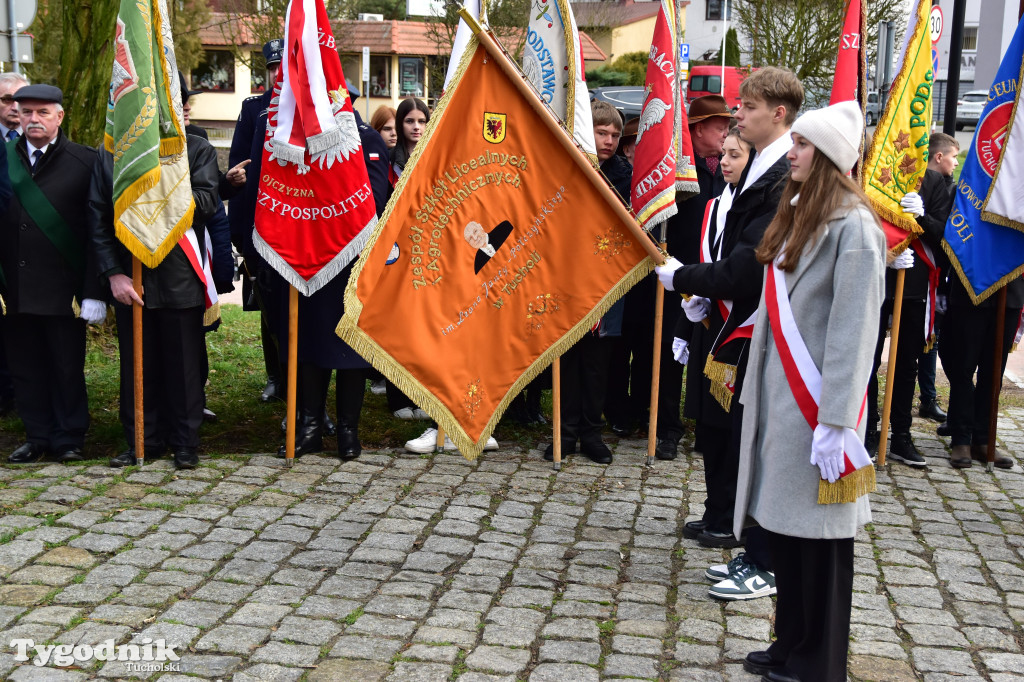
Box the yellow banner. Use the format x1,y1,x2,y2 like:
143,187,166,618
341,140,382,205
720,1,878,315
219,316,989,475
861,0,932,239
338,36,652,459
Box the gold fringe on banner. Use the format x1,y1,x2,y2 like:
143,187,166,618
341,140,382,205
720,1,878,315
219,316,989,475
817,465,876,505
203,302,221,327
703,353,736,412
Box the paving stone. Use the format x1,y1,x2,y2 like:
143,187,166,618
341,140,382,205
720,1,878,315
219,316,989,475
538,639,602,664
234,664,305,682
227,602,292,626
329,635,404,660
309,659,390,682
196,624,271,654
386,662,453,682
465,645,531,674
159,600,231,628
912,648,979,676
249,640,319,666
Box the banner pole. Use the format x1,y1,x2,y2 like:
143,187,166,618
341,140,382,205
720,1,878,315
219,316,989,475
436,426,446,453
647,226,669,467
285,286,298,467
877,269,905,467
133,257,145,466
458,9,665,265
552,357,562,471
985,286,1008,472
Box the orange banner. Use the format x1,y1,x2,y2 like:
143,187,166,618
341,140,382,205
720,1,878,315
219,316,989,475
338,37,652,459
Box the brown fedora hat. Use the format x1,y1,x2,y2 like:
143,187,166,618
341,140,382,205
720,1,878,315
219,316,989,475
688,95,732,124
617,117,640,154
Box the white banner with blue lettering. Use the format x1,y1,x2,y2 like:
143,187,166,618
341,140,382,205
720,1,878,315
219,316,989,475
522,0,596,156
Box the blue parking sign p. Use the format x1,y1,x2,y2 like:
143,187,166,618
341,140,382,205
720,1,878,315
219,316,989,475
680,43,690,62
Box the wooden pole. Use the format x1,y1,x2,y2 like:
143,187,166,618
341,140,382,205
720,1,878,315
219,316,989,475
132,257,144,466
435,425,446,453
985,286,1008,472
552,357,562,470
285,286,298,467
647,227,669,467
877,269,906,467
456,9,664,264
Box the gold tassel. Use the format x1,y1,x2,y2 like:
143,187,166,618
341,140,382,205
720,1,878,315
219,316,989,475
703,354,736,411
817,465,876,505
922,333,936,353
0,293,5,316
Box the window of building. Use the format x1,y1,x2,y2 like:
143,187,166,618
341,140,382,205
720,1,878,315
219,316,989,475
251,51,270,93
706,0,731,21
192,50,235,92
961,26,978,52
371,56,391,97
398,57,425,98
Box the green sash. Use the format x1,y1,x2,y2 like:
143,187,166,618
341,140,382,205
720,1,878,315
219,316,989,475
6,139,85,279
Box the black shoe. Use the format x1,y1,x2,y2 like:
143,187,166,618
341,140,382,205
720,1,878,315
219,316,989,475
936,421,950,437
109,449,138,468
173,448,199,469
889,432,927,468
697,529,742,549
919,399,947,422
338,427,361,460
8,442,46,464
864,428,880,455
970,444,1014,469
744,651,784,676
580,440,612,464
202,407,217,423
324,411,337,437
655,437,679,460
762,670,801,682
261,378,284,403
277,413,324,458
543,441,576,462
54,446,84,463
682,519,707,540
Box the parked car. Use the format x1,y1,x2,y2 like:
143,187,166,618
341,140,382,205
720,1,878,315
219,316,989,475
956,90,988,130
865,91,879,126
589,86,645,120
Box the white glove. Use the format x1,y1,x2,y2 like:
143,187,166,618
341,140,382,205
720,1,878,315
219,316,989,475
681,296,710,323
79,299,107,324
810,423,846,483
888,250,914,270
671,337,689,365
900,191,925,217
655,258,683,291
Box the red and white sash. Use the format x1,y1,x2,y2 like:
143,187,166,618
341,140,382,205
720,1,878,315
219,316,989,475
910,239,939,348
765,260,875,504
177,228,217,311
699,194,758,342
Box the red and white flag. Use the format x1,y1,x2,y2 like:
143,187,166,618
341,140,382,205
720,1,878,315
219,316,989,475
631,0,697,229
254,0,377,295
829,0,867,107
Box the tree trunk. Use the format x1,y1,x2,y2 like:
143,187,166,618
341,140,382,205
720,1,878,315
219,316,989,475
59,0,119,147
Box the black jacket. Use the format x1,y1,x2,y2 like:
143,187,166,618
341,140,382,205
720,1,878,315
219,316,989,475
227,92,273,259
886,168,954,301
1,130,101,315
674,150,790,420
88,135,220,309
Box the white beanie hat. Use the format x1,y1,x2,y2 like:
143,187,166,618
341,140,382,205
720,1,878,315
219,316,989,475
790,100,863,174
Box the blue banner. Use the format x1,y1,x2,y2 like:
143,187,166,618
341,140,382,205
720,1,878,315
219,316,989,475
943,17,1024,303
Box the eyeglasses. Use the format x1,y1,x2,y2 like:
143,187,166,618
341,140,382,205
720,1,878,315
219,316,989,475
0,95,14,104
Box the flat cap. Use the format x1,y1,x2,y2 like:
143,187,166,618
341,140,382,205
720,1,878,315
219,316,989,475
13,84,62,105
263,39,284,67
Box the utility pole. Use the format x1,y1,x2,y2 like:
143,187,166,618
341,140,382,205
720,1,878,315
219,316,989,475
941,0,966,136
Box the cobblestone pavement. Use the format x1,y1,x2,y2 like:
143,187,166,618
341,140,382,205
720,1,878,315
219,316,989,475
2,410,1024,681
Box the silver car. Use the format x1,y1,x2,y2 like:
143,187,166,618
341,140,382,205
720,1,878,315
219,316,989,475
956,90,988,130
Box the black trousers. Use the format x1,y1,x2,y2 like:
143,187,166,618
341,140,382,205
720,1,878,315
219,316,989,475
695,421,732,532
0,311,14,402
867,299,926,433
765,530,854,682
115,304,204,451
3,313,89,450
559,333,612,444
940,303,1022,447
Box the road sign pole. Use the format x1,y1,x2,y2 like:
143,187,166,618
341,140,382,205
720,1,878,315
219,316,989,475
7,0,18,73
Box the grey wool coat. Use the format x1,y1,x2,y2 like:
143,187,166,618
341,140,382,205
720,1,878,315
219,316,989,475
734,200,886,541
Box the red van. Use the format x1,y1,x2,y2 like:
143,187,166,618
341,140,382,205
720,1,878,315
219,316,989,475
687,65,752,111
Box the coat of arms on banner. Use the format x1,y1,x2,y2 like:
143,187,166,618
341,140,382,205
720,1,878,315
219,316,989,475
483,113,507,143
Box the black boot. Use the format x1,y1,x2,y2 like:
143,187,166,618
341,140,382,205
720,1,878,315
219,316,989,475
525,385,546,424
919,399,947,422
864,427,880,457
277,364,329,458
544,423,578,461
336,369,365,460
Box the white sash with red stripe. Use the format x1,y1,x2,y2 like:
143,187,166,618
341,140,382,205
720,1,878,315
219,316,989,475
765,260,876,504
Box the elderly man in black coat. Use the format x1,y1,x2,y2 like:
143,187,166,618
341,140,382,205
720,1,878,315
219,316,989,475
1,84,102,464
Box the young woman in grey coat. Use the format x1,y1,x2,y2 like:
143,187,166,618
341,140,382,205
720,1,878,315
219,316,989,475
733,101,887,682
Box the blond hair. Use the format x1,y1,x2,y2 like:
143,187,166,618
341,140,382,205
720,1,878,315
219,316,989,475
739,67,804,126
591,100,623,130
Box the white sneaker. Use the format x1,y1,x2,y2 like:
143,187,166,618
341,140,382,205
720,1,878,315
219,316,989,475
393,407,416,420
708,562,776,601
705,553,749,582
412,408,430,420
405,428,455,453
370,380,386,395
404,428,499,454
